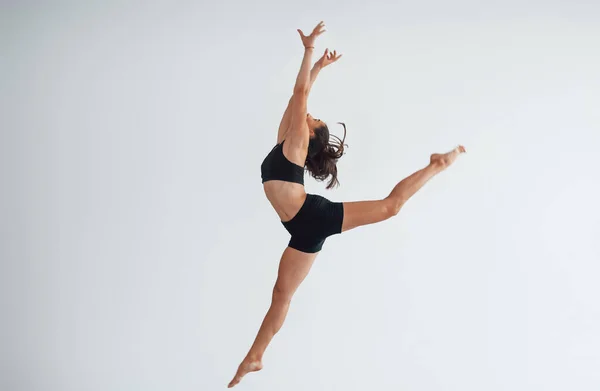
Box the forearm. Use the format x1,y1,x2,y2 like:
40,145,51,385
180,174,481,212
285,63,321,112
308,62,323,91
293,47,315,93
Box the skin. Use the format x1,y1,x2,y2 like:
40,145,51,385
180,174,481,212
228,21,466,388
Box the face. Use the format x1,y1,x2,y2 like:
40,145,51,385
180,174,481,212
306,113,324,137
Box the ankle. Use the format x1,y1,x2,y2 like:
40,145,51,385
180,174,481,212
429,158,447,170
245,353,262,363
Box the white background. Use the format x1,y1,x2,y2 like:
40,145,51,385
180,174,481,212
2,1,599,390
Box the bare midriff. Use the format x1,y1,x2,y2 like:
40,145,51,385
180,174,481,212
263,181,307,223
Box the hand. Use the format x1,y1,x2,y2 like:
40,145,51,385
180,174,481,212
297,21,326,49
316,48,342,68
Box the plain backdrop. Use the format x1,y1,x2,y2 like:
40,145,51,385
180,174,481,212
1,1,599,390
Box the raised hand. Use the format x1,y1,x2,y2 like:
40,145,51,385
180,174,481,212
317,48,342,68
297,21,326,49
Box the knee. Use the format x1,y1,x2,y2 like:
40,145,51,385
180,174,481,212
272,283,292,305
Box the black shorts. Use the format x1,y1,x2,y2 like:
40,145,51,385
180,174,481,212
282,194,344,253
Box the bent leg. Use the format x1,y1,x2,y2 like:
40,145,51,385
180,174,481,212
228,246,318,388
342,146,465,232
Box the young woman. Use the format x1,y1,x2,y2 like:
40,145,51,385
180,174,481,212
228,21,466,388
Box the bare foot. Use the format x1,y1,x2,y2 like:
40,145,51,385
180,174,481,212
430,145,466,168
227,358,263,388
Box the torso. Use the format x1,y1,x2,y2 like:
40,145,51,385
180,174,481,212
261,137,309,222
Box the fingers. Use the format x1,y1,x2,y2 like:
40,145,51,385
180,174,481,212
332,49,342,62
312,21,325,33
299,22,345,59
311,21,326,37
324,49,342,63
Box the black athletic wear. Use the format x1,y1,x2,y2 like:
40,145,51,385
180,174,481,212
260,140,344,253
261,140,304,185
282,194,344,253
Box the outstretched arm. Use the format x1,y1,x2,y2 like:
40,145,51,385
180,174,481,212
308,49,342,90
277,47,342,143
285,46,313,149
277,61,320,143
293,46,316,95
275,22,323,144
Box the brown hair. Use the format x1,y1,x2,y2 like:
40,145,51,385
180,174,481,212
305,122,347,189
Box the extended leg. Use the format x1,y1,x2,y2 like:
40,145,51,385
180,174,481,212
342,146,465,232
228,247,318,388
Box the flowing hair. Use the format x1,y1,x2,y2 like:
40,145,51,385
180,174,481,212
305,122,348,189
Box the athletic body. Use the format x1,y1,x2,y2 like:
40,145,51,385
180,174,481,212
228,22,466,388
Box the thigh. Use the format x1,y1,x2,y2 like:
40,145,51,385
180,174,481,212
341,199,393,233
274,246,319,298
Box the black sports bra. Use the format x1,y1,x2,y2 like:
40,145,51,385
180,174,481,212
260,140,304,185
